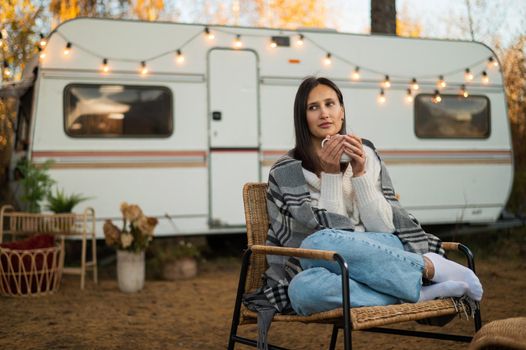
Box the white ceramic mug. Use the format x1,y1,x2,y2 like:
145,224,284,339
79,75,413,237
321,136,351,163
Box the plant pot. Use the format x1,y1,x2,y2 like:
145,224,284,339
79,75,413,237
162,257,198,280
117,250,145,293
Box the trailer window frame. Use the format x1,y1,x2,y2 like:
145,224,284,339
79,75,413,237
413,93,491,139
63,83,174,138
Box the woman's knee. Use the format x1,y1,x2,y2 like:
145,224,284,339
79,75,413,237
289,267,340,315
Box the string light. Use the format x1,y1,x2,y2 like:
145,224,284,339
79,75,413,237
487,56,498,68
140,61,148,75
54,24,496,104
233,34,243,48
437,75,446,89
296,34,304,46
3,61,11,77
175,49,185,63
464,68,474,81
351,67,360,81
481,70,489,84
101,58,110,73
460,84,469,98
204,27,215,40
377,89,386,104
432,89,442,104
405,88,413,103
63,42,72,56
382,75,391,88
39,48,46,61
39,33,47,48
324,53,332,66
410,78,419,91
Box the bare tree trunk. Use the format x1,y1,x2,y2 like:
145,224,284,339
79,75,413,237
465,0,476,40
371,0,397,35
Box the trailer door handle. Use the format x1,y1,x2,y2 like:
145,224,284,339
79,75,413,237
212,111,222,121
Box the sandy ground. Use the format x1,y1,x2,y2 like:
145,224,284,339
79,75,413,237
1,235,525,350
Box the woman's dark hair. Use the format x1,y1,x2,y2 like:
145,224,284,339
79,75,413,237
293,76,346,173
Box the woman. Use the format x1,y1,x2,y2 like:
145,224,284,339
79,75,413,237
263,76,483,316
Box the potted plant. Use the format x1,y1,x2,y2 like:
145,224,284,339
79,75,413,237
15,159,55,213
157,239,202,280
103,202,158,293
46,188,90,213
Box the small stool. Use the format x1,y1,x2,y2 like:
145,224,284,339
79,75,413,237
469,317,526,350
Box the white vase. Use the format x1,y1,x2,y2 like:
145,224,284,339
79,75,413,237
117,250,145,293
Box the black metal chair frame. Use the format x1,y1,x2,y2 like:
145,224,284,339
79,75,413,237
228,243,482,350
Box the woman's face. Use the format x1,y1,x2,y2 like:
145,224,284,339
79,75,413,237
306,84,344,143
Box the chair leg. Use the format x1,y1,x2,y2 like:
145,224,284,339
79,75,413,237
91,231,98,284
228,249,253,350
458,243,483,332
80,233,87,290
329,325,339,350
334,254,352,350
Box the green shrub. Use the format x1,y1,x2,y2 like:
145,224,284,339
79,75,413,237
46,188,90,213
16,159,55,213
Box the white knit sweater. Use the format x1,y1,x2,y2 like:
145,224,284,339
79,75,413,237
302,146,395,233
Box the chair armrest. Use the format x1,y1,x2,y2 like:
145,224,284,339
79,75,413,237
441,242,460,251
441,242,476,273
250,244,337,261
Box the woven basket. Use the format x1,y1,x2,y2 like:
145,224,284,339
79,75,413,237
0,244,63,297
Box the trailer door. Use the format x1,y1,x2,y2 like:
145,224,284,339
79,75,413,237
208,49,260,226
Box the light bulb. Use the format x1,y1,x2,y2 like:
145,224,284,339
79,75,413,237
382,75,391,88
411,78,419,91
460,84,469,98
351,67,360,81
296,34,304,46
487,56,498,68
377,89,386,104
140,61,148,75
437,75,446,89
204,27,215,40
176,49,185,63
102,58,110,73
39,33,47,48
481,71,489,84
324,53,332,66
63,42,72,56
433,90,442,103
464,68,474,81
405,88,413,103
234,35,242,48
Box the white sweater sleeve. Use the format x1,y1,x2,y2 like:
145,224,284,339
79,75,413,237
318,172,347,216
351,147,395,233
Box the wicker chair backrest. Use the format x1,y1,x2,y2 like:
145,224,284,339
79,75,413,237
242,183,270,292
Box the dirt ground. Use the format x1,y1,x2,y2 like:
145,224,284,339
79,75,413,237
1,231,525,350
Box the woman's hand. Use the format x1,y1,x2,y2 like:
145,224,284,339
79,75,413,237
319,135,346,174
343,134,366,177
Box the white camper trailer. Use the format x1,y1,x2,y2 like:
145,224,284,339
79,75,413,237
4,18,513,237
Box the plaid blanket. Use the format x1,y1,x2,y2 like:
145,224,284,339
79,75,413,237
262,140,445,312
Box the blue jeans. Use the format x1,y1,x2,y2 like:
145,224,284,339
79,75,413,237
288,229,425,316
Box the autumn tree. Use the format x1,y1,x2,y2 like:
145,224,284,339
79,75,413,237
396,2,421,38
499,36,526,212
48,0,131,25
371,0,396,35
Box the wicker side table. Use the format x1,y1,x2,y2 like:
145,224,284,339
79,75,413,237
469,317,526,350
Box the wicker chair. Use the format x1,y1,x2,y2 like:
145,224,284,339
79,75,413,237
227,182,482,350
0,205,98,290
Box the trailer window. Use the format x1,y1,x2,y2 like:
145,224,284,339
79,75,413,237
64,84,173,137
414,94,490,139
